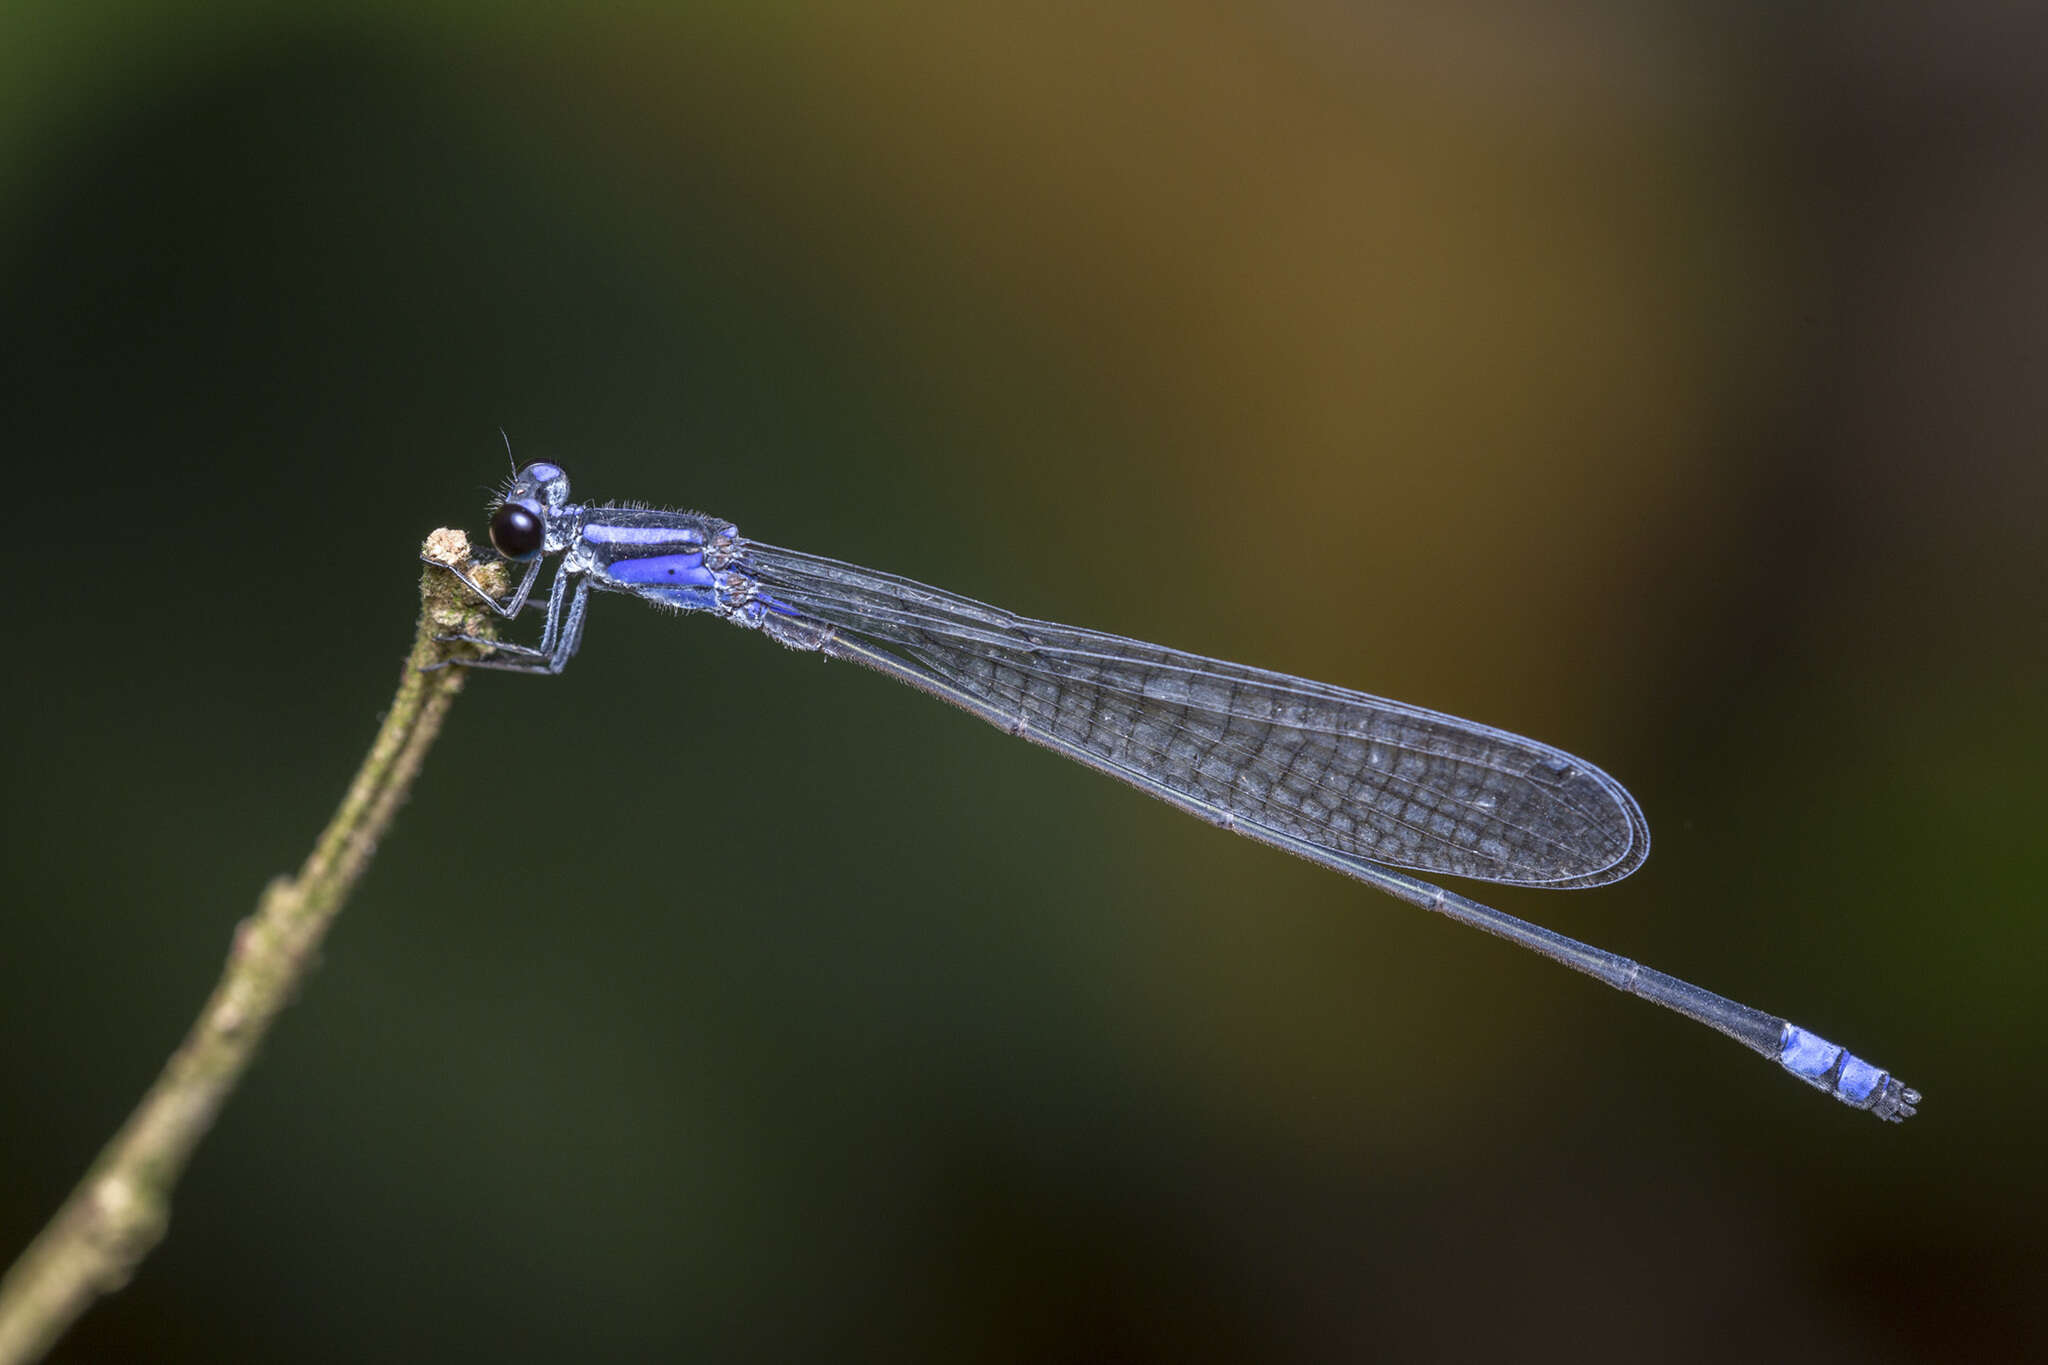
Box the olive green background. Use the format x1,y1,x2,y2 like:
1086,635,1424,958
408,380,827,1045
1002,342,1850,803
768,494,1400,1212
3,5,2041,1361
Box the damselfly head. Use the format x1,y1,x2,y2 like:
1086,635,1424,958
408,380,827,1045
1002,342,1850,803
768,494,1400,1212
485,462,571,561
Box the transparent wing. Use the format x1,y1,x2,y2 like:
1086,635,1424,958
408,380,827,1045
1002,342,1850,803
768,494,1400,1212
743,544,1648,889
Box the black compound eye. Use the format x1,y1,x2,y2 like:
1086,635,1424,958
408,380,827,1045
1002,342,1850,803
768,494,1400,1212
489,504,545,560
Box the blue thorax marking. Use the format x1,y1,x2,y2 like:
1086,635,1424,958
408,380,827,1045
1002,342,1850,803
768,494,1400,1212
583,523,705,546
577,510,725,591
605,552,715,588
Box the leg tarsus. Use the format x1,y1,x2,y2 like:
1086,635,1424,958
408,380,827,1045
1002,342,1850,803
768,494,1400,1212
418,564,589,675
421,550,544,620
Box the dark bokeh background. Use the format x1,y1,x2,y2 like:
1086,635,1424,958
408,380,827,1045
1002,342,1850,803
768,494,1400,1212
3,5,2042,1361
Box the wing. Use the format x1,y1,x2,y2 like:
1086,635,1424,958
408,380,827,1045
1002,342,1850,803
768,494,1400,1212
742,544,1648,888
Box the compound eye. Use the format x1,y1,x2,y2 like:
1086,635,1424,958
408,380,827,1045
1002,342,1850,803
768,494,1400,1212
489,503,545,560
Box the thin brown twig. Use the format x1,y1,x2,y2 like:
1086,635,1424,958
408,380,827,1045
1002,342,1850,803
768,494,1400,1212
0,534,506,1365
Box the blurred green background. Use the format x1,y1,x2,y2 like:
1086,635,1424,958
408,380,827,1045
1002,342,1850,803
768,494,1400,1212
3,3,2042,1361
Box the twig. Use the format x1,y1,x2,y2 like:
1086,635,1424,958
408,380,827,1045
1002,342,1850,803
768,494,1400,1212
0,534,507,1365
